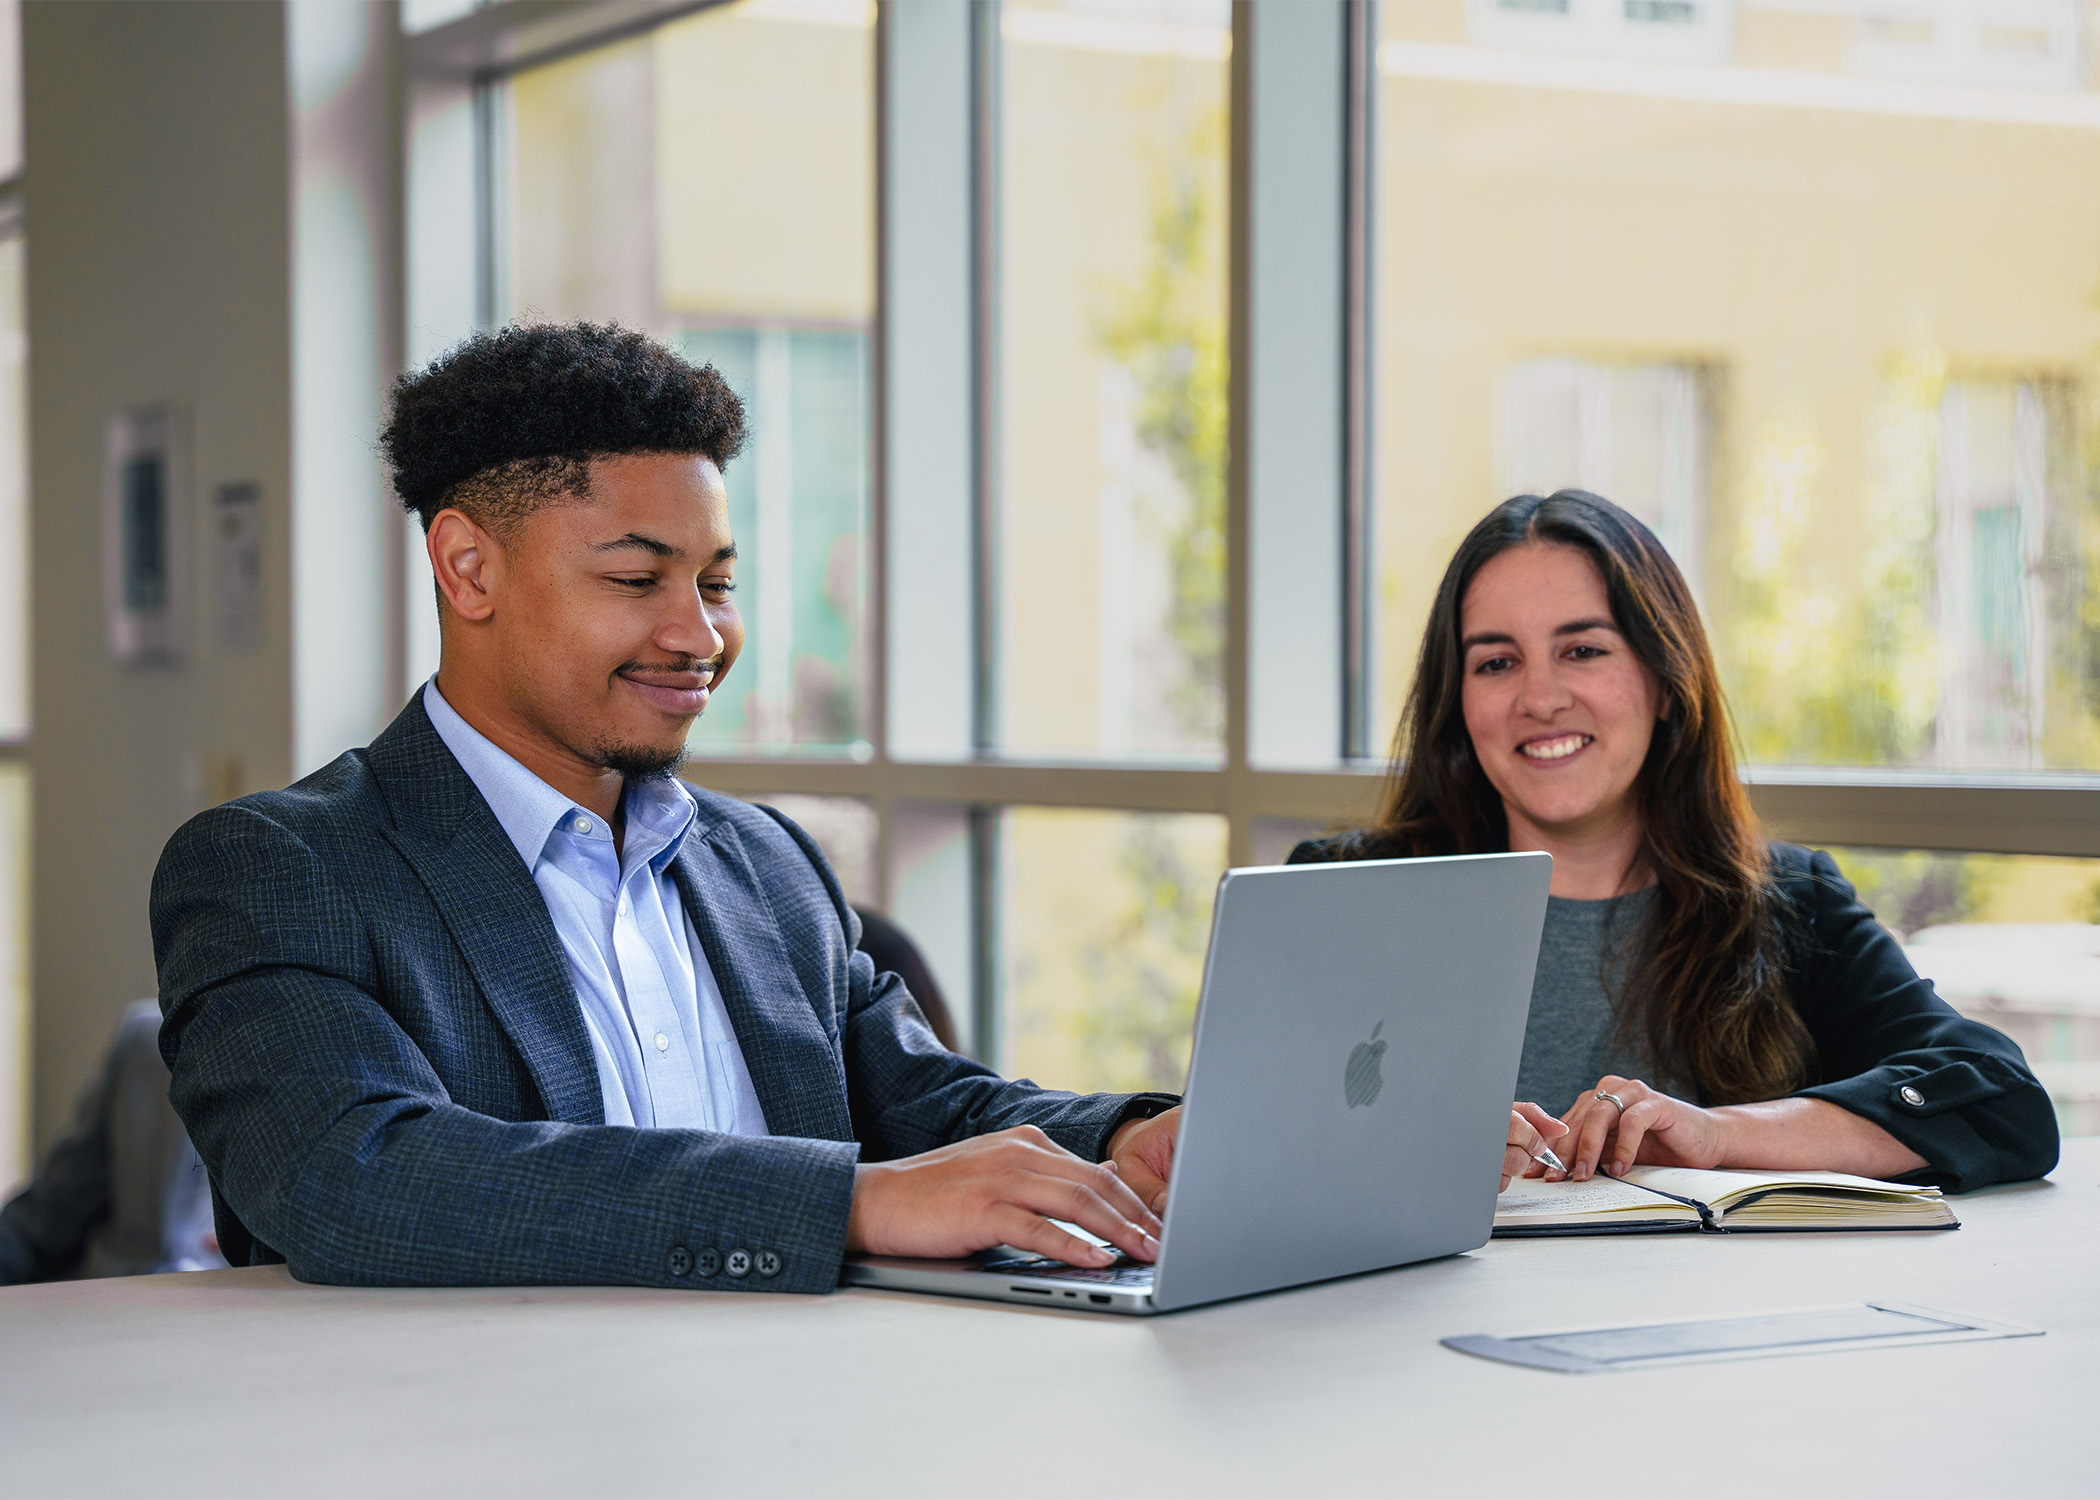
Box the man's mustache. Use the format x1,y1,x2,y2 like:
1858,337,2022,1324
617,656,721,679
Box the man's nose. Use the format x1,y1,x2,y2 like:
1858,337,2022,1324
656,582,724,658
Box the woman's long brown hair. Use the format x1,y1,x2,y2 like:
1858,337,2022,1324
1355,490,1812,1105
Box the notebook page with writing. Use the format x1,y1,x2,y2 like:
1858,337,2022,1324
1495,1166,1956,1235
1494,1173,1702,1233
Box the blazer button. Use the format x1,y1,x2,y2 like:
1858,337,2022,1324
666,1246,693,1277
696,1248,720,1277
726,1249,752,1278
756,1249,782,1279
1900,1085,1925,1107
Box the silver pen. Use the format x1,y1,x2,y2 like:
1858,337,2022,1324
1530,1144,1571,1177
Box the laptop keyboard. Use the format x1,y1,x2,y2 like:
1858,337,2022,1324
981,1254,1156,1288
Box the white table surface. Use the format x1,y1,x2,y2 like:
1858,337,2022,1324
3,1138,2094,1499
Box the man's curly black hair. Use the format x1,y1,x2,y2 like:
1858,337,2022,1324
380,322,747,535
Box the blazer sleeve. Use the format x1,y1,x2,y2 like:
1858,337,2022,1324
753,807,1179,1165
1781,846,2060,1192
153,803,861,1294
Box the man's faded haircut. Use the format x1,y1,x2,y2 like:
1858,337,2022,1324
380,321,747,537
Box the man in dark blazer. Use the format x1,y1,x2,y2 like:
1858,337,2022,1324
152,324,1181,1293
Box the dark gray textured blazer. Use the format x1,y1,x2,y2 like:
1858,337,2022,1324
152,697,1171,1294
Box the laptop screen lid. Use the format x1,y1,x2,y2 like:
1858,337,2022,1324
1148,851,1550,1312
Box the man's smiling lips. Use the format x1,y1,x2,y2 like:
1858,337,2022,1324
617,664,716,716
1517,732,1593,762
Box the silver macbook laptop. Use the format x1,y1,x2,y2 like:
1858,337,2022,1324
843,851,1552,1315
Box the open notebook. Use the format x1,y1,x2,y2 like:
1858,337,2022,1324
1494,1166,1957,1235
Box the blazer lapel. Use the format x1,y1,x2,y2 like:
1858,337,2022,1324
368,699,605,1126
672,821,855,1142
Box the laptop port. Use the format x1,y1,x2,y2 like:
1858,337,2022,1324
1089,1294,1112,1305
1011,1286,1052,1295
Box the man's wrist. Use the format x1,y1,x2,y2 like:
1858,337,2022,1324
1106,1117,1146,1160
1102,1093,1178,1161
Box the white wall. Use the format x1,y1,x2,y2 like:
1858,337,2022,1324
292,0,404,774
23,1,295,1149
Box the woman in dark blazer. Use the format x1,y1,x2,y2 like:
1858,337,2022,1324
1295,490,2057,1194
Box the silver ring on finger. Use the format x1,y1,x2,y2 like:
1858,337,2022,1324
1595,1090,1627,1113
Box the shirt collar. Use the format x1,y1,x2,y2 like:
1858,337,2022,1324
422,678,696,875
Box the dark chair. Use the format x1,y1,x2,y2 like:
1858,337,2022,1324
0,1000,224,1283
851,906,962,1052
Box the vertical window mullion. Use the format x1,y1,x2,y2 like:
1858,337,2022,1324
1342,0,1377,765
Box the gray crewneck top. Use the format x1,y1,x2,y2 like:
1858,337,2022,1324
1514,886,1661,1117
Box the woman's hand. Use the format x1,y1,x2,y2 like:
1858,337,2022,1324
1541,1076,1730,1181
1503,1102,1569,1191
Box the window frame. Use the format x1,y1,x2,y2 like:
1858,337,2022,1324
404,0,2100,1066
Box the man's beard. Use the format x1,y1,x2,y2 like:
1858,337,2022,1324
591,738,686,782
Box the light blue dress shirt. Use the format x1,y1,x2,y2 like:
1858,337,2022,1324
423,681,769,1136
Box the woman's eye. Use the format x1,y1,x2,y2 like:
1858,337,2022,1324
1565,643,1605,661
1472,655,1513,675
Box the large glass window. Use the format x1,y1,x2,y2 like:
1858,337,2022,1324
1003,806,1226,1092
504,0,875,756
1372,0,2100,773
997,0,1230,761
416,0,2098,1107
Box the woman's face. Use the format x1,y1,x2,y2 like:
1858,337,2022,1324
1458,542,1665,845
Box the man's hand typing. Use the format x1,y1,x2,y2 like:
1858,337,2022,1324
845,1125,1162,1267
1104,1106,1179,1217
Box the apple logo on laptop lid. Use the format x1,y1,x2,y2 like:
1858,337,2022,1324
1344,1021,1386,1109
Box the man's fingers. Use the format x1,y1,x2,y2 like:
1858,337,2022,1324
1117,1158,1171,1219
999,1165,1157,1263
1014,1137,1160,1233
986,1205,1117,1268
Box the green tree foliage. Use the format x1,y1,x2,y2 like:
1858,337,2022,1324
1057,103,1229,1094
1725,354,1941,765
1827,847,1999,940
1070,818,1212,1093
1093,106,1228,748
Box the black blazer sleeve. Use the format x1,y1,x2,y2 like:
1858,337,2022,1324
1775,844,2059,1192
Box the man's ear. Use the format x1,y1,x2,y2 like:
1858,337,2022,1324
427,508,501,623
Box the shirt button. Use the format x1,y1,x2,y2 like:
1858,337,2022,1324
756,1249,782,1279
1900,1085,1925,1107
666,1245,692,1277
696,1248,720,1277
575,816,593,835
654,1032,669,1052
726,1249,751,1278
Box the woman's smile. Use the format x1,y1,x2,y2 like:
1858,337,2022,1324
1517,732,1594,763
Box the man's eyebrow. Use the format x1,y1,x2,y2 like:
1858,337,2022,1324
592,531,676,558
